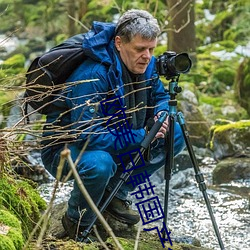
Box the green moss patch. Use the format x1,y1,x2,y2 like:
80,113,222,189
0,209,24,250
0,174,47,239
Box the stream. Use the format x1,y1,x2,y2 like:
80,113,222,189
38,155,250,250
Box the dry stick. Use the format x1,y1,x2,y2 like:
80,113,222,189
93,225,109,250
62,148,124,250
22,154,65,249
134,221,142,250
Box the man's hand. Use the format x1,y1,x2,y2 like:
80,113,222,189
154,111,169,139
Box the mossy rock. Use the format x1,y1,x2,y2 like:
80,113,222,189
0,209,24,250
106,236,211,250
0,174,47,239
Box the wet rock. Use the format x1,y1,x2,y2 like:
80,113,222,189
170,168,193,189
213,157,250,184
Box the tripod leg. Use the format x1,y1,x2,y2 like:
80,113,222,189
177,112,225,250
162,114,175,239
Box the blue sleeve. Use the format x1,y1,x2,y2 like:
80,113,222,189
66,61,146,154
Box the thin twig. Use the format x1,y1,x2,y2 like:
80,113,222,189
68,14,89,31
93,225,109,250
134,221,142,250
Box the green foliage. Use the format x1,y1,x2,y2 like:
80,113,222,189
210,11,234,42
199,95,224,107
196,0,250,47
199,91,248,121
0,235,16,250
0,209,24,250
234,57,250,115
0,175,47,239
1,54,25,69
213,67,235,86
0,54,26,83
192,40,241,95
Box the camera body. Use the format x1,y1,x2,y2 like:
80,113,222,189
156,51,192,79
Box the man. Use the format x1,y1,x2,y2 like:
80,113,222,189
41,9,185,241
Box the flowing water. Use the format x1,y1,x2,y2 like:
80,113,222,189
38,156,250,250
150,157,250,250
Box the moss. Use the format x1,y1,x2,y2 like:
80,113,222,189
209,120,250,151
217,40,237,51
107,236,168,250
106,237,209,250
0,54,26,86
1,54,25,69
199,91,248,121
0,174,47,239
213,120,250,133
234,57,250,115
0,209,24,249
213,67,235,86
199,95,224,107
0,209,21,229
7,228,24,249
0,235,16,250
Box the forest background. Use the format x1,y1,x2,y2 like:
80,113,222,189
0,0,250,124
0,0,250,249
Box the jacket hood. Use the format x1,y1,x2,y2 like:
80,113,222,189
82,21,116,65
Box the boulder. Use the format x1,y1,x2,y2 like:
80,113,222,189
213,157,250,184
209,119,250,160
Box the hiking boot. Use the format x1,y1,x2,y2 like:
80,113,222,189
61,213,97,242
105,196,140,225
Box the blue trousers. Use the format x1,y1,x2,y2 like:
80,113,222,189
41,122,185,226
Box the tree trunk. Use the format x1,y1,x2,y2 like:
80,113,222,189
78,0,88,20
167,0,196,62
67,0,76,36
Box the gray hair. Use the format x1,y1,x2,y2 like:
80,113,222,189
115,9,160,43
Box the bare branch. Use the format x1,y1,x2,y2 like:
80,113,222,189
63,148,124,250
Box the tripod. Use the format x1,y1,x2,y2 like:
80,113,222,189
162,77,225,250
82,77,225,250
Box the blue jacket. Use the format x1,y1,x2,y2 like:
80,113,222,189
44,21,170,155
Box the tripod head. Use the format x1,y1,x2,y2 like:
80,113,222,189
168,76,182,100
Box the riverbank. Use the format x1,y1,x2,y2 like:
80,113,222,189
38,155,250,250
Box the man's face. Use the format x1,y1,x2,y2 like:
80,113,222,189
115,35,157,74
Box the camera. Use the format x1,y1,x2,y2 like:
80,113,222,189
156,51,192,79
